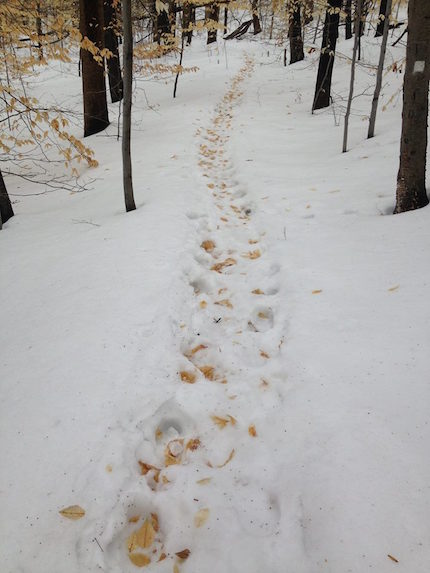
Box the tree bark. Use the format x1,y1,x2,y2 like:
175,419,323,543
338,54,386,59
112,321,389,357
394,0,430,214
182,1,193,44
342,0,362,152
104,0,123,103
121,0,136,212
312,0,341,111
367,0,392,138
206,3,220,44
344,0,352,39
36,2,43,60
0,170,14,229
79,0,110,137
289,2,304,64
375,0,387,37
251,0,262,35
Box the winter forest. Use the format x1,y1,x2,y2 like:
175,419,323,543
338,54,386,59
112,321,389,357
1,0,429,571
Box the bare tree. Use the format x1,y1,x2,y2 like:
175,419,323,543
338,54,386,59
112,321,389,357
206,3,220,44
79,0,110,137
104,0,123,103
0,170,14,229
394,0,430,213
312,0,342,111
367,0,392,138
288,1,304,64
122,0,136,212
342,0,362,152
251,0,262,34
375,0,387,37
344,0,352,40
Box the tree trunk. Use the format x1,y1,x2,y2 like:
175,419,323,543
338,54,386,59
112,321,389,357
358,0,369,37
375,0,387,37
367,0,392,138
206,3,220,44
121,0,136,212
252,0,262,34
344,0,352,39
394,0,430,214
342,0,362,152
183,1,193,44
304,0,314,24
36,2,43,61
312,0,341,111
0,170,14,229
79,0,110,137
289,2,304,64
224,5,228,34
104,0,123,103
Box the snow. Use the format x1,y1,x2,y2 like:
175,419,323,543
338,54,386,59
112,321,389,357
1,29,430,573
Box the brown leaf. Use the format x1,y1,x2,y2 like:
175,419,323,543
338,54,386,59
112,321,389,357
217,448,235,468
312,289,322,294
201,240,215,252
175,549,191,560
214,299,233,309
257,312,268,319
155,428,163,440
128,553,151,567
388,285,399,292
211,414,236,429
210,257,237,273
387,554,399,563
158,553,167,562
186,438,201,451
59,505,85,520
198,365,215,380
138,461,160,479
248,425,257,437
260,350,270,359
252,289,264,295
129,515,140,523
248,239,259,244
199,300,207,309
190,344,208,355
196,477,212,485
136,519,155,549
180,371,196,384
242,250,261,259
194,508,210,527
127,532,138,553
151,513,159,533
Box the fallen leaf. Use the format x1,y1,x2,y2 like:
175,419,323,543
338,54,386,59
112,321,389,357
190,344,208,354
252,289,264,295
217,448,235,468
199,365,215,380
129,515,140,523
155,428,163,440
151,513,159,532
207,183,215,189
248,425,257,437
211,414,236,429
186,438,201,451
260,379,269,388
257,312,269,319
127,532,138,553
173,564,180,573
59,505,85,520
248,239,259,244
197,477,212,485
387,554,399,563
194,508,210,527
210,257,236,272
260,350,270,359
242,250,261,259
136,519,155,549
158,553,167,562
388,285,400,292
180,371,196,384
199,300,207,309
201,240,215,252
138,461,161,482
105,464,112,473
312,289,322,294
175,549,191,560
214,299,233,309
129,553,151,567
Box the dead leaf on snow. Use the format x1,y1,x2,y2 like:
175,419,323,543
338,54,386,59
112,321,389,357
210,257,236,273
388,285,399,292
175,549,191,560
211,414,236,429
201,240,215,252
197,477,212,485
138,461,161,482
194,508,210,527
136,519,155,549
127,532,138,553
260,350,270,359
165,439,184,466
217,448,235,468
180,371,196,384
312,289,322,295
252,289,264,295
242,250,261,259
214,299,233,309
190,344,208,355
248,425,257,437
199,365,215,380
128,553,151,567
151,513,159,533
59,505,85,520
129,515,140,523
387,554,399,563
199,300,207,309
186,438,201,451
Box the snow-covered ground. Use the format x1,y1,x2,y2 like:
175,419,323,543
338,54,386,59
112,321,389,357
1,28,430,573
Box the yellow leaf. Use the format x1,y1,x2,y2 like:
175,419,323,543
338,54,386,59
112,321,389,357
129,515,140,523
127,532,138,553
59,505,85,520
210,257,237,273
138,461,161,481
199,365,215,380
151,512,159,532
248,425,257,437
217,448,235,468
194,508,210,527
186,438,201,451
165,439,184,466
312,289,322,294
248,239,259,244
252,289,264,295
197,477,212,485
258,312,268,319
211,414,236,429
180,371,196,384
214,299,233,309
136,519,155,549
190,344,208,355
128,553,151,567
199,300,207,309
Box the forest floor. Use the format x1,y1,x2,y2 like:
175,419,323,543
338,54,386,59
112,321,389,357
1,29,430,573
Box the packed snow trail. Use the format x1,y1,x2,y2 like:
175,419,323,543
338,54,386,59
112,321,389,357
75,52,308,573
